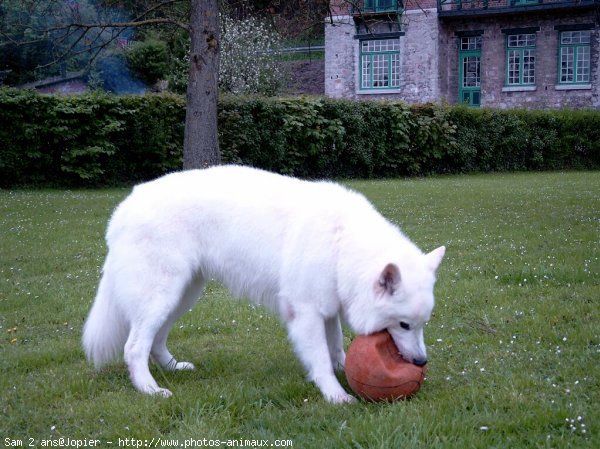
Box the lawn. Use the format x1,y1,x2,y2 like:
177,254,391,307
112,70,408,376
1,172,598,448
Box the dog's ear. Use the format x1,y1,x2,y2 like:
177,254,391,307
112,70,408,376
426,246,446,272
378,263,401,296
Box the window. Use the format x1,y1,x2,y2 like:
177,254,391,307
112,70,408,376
360,38,401,90
461,36,482,51
559,31,591,84
506,33,536,86
462,57,481,88
363,0,401,13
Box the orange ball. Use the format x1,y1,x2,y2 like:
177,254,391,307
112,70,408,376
345,330,427,402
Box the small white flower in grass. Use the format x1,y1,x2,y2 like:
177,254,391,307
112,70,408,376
480,426,489,431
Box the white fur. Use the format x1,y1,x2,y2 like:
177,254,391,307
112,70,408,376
82,165,445,403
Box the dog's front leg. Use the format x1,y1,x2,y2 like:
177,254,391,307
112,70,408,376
286,310,355,404
325,315,346,372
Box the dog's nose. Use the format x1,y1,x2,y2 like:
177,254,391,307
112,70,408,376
412,358,428,367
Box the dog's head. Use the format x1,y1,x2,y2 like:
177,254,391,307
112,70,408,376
382,246,445,366
345,245,445,366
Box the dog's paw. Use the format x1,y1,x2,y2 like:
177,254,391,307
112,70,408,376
139,385,173,398
173,361,195,371
152,387,173,398
161,359,196,371
326,391,356,404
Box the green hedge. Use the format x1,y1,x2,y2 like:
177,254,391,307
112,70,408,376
447,107,600,172
0,89,184,187
1,88,598,187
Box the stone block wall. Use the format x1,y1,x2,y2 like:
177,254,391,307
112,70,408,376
397,8,440,103
324,8,441,101
324,15,356,98
439,12,599,109
325,1,599,109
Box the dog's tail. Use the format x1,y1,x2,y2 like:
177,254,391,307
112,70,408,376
82,277,129,369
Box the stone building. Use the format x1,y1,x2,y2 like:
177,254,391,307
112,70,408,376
325,0,599,108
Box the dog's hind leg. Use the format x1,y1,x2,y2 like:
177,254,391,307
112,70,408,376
151,275,205,371
124,274,195,397
125,318,173,397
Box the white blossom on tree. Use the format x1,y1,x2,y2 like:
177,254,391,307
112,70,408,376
219,14,285,95
170,14,285,96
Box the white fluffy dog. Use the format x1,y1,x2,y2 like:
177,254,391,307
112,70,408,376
83,165,445,403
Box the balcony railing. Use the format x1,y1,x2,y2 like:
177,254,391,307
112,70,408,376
352,0,403,14
437,0,597,15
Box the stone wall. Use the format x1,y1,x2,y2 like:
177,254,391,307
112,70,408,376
324,2,599,109
324,9,441,101
324,15,356,98
397,8,440,103
439,12,599,108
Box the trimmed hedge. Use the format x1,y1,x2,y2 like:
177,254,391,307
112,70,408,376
447,107,600,172
0,88,598,187
0,89,184,187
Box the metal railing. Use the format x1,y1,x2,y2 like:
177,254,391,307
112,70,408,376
437,0,596,13
280,45,325,54
352,0,403,14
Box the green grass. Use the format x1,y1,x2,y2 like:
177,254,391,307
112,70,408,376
1,172,598,448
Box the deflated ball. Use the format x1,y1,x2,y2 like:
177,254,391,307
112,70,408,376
345,330,427,402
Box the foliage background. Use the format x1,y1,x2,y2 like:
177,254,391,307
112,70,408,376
0,88,599,187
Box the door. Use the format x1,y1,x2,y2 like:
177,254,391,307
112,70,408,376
458,36,482,107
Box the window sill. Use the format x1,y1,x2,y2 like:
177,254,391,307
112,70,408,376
555,84,592,91
502,85,536,92
357,89,402,95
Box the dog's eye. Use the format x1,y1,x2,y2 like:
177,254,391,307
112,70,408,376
400,321,410,330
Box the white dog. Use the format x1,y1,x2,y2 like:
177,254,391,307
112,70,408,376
83,165,445,403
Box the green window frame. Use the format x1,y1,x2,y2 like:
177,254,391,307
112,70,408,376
559,30,591,84
363,0,401,13
506,33,536,86
512,0,539,5
359,38,401,90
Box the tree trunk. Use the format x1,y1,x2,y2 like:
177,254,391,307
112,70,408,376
183,0,221,170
